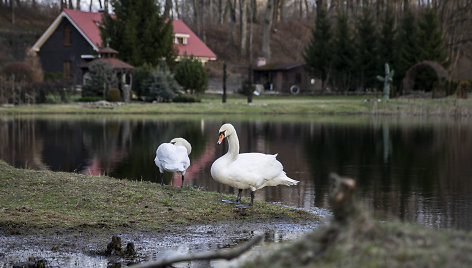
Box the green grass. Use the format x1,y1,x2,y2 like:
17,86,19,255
1,95,472,116
0,160,315,231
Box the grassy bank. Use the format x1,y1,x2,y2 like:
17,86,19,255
243,176,472,268
245,218,472,268
0,160,314,232
1,95,472,116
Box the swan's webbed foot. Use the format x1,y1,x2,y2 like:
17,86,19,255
222,199,239,204
234,191,255,208
222,189,243,204
235,203,252,209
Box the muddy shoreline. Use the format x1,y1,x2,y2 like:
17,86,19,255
1,218,323,267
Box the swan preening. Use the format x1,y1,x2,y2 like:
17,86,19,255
210,123,299,208
154,138,191,187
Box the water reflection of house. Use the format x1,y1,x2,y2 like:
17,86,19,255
253,60,322,95
172,144,215,186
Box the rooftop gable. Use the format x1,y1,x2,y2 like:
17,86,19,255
172,19,217,60
32,9,216,60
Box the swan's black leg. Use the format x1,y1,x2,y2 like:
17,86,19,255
236,189,242,203
181,174,185,188
235,191,254,209
249,191,254,206
222,189,243,204
160,172,164,186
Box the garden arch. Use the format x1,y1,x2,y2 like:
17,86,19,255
402,61,448,92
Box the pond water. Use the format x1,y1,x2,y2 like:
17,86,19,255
1,114,472,231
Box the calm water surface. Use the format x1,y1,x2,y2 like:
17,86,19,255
1,114,472,230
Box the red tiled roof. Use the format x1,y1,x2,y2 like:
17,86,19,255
63,9,216,60
64,9,104,48
172,19,217,59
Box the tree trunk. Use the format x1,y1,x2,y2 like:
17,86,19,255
10,0,14,24
174,0,180,19
251,0,257,22
218,0,223,23
262,0,274,62
75,0,80,10
193,0,201,35
240,0,248,56
209,0,214,23
227,0,235,45
164,0,172,18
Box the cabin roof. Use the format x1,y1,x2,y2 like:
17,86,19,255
254,62,305,72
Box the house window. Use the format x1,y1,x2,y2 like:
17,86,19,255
63,61,71,79
176,37,185,45
64,24,72,46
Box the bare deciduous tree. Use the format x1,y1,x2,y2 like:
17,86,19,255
262,0,274,61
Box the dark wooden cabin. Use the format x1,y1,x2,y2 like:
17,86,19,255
253,62,321,94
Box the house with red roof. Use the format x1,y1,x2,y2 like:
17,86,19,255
31,9,216,87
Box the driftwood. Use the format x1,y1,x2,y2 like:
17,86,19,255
131,234,263,268
106,235,136,256
329,173,357,224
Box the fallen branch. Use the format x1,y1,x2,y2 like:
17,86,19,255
131,234,263,268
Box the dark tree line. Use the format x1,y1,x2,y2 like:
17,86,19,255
304,2,449,93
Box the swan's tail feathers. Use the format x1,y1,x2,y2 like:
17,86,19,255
281,176,299,186
270,172,299,187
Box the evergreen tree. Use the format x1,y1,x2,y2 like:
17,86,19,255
174,56,208,95
303,5,332,90
414,8,449,91
100,0,176,67
331,11,355,91
354,6,378,90
417,8,449,65
393,9,420,91
378,9,395,73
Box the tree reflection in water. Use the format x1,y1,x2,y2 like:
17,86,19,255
1,115,472,230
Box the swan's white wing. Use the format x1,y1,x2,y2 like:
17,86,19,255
155,143,190,173
223,153,289,190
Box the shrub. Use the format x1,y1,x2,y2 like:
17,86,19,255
82,61,117,98
133,64,154,98
45,92,63,104
133,62,181,102
240,80,255,96
1,62,35,83
173,56,208,94
107,88,121,102
456,80,471,99
173,94,201,103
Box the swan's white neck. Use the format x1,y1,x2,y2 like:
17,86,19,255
226,131,240,160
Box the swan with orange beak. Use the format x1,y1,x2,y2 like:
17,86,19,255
210,123,298,208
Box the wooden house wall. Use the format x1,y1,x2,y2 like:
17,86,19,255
37,19,95,85
254,66,322,94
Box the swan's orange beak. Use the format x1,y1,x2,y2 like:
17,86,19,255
217,133,225,144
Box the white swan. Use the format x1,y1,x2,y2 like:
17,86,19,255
210,123,298,208
154,138,191,187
